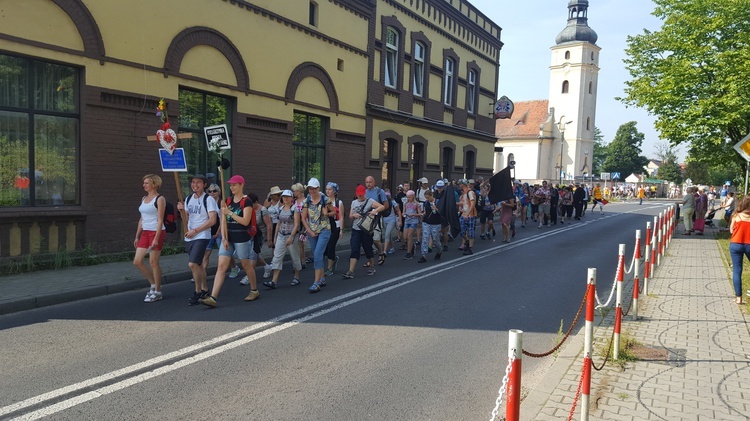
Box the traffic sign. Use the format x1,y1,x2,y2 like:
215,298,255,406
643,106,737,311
600,172,610,180
159,148,187,172
612,172,621,180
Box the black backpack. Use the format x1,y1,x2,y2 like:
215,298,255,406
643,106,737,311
377,187,391,217
186,194,220,235
154,195,178,233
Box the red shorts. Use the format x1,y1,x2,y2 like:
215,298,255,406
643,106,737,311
137,230,166,251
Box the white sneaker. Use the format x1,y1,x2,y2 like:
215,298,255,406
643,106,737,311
190,278,195,283
144,290,162,302
144,289,155,301
228,266,240,278
263,265,272,279
240,275,249,285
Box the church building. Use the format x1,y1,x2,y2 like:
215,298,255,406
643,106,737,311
495,0,599,184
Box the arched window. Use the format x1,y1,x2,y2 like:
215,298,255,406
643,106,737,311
385,27,399,88
586,117,591,130
412,41,425,96
564,51,570,60
309,1,318,26
588,81,593,94
591,52,595,60
562,80,569,94
507,153,515,167
443,58,455,106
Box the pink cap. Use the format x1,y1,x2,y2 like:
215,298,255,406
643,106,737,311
227,175,245,184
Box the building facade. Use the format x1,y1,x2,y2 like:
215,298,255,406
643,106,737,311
495,0,598,184
0,0,501,258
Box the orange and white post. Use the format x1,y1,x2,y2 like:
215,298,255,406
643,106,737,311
644,222,651,295
506,329,523,421
613,244,625,360
633,230,641,320
652,215,659,270
581,268,597,421
657,212,664,266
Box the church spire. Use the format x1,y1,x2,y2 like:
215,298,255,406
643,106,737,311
555,0,598,45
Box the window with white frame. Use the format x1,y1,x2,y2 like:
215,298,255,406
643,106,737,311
467,69,477,113
412,42,425,96
385,28,398,88
443,58,454,105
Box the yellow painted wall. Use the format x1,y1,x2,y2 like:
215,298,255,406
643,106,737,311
1,0,369,133
0,0,84,51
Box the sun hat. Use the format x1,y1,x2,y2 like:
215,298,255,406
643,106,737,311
227,175,245,184
269,185,283,195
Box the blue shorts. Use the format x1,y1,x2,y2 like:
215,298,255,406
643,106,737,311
219,238,257,261
207,235,220,250
404,222,419,230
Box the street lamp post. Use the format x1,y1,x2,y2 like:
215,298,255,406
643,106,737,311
557,117,573,185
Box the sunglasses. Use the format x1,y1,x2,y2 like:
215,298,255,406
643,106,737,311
207,189,219,193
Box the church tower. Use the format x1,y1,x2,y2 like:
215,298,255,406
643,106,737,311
547,0,600,182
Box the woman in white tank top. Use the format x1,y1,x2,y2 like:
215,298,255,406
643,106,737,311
134,174,166,303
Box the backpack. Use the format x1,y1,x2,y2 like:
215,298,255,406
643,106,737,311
475,190,484,213
227,196,257,237
376,187,391,217
154,195,178,233
186,194,220,236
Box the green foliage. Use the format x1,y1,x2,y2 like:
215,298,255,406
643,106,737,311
659,160,683,184
592,127,607,175
620,0,750,168
602,122,649,177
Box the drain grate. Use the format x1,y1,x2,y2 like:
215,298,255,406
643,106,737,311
629,345,670,361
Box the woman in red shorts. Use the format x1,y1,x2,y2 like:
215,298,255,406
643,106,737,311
133,174,166,303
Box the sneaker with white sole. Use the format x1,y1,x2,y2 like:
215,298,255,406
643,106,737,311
263,265,273,279
239,276,249,285
144,289,155,301
228,266,240,278
144,291,162,303
244,290,260,301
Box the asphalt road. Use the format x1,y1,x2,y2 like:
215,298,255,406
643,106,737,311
0,202,667,420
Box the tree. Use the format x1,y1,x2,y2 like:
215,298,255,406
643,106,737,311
620,1,750,168
592,127,607,175
602,122,649,177
659,160,682,184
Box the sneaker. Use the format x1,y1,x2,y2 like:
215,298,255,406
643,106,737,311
418,256,427,263
239,276,249,285
366,267,376,276
244,290,260,301
291,278,301,286
262,280,277,289
263,265,273,279
434,253,442,260
324,268,333,277
442,244,448,252
188,291,201,306
305,257,314,264
538,224,542,229
403,253,413,260
394,238,401,243
333,255,340,271
228,266,240,278
144,288,155,301
342,271,354,279
144,291,162,303
190,278,195,283
463,248,473,255
200,296,217,308
387,248,395,255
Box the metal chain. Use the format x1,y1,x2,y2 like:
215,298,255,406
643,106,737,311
567,355,588,421
523,288,588,358
592,327,617,371
622,294,634,317
489,353,515,421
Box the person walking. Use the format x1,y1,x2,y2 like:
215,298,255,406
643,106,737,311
133,174,166,303
402,190,422,259
324,182,344,277
499,196,516,243
637,185,646,205
591,183,604,214
177,174,219,306
729,195,750,304
364,176,390,265
560,185,574,223
301,177,332,293
342,185,385,279
458,179,477,255
573,183,586,220
694,187,708,235
238,193,273,284
201,175,260,307
533,181,551,228
681,186,696,235
381,189,401,256
198,183,222,281
418,189,442,262
263,190,302,289
291,183,308,269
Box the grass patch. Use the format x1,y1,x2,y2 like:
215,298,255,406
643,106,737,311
716,231,750,311
595,331,641,370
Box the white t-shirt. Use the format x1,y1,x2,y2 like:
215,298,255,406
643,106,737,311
185,193,219,241
350,198,374,231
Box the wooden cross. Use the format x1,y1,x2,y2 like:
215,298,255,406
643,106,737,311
147,132,193,233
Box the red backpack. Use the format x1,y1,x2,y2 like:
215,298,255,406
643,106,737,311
226,196,257,237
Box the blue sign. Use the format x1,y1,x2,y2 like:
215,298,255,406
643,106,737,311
725,181,732,186
159,148,188,172
612,172,621,180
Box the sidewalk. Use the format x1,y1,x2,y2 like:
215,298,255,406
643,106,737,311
0,231,354,315
522,231,750,420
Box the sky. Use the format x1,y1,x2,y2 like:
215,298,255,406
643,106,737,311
471,0,686,161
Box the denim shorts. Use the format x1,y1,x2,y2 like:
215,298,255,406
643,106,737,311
404,222,419,230
218,238,257,261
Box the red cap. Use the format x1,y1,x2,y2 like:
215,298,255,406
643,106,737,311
355,185,366,196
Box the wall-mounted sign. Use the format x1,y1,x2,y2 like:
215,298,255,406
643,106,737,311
494,96,514,119
204,124,231,151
